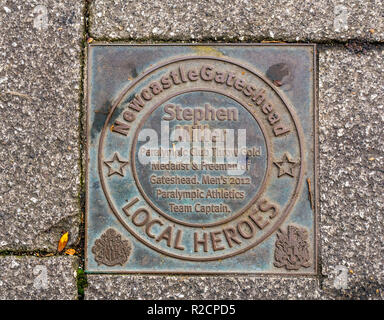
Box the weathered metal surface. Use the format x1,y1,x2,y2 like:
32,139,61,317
86,44,317,274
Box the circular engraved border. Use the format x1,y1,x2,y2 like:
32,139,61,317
98,56,306,261
131,88,272,228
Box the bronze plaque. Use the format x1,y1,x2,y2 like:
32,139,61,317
86,44,318,274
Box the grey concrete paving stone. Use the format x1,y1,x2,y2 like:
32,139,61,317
318,45,384,299
0,256,78,299
0,1,84,250
89,0,384,42
85,275,321,300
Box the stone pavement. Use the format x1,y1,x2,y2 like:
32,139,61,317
89,0,384,42
0,0,84,299
0,0,383,299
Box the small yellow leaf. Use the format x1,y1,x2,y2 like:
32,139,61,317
44,253,54,257
65,248,76,255
58,232,69,252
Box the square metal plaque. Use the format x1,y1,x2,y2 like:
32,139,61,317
86,44,318,275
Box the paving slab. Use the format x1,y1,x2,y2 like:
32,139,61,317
89,0,384,42
0,256,78,299
85,275,321,300
0,0,84,250
318,45,384,299
84,45,384,299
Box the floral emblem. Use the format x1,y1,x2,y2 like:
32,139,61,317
92,229,132,266
274,225,311,270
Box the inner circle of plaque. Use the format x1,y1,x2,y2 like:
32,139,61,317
131,89,270,227
98,56,306,261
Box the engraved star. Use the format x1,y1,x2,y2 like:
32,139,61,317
104,152,129,177
273,153,299,177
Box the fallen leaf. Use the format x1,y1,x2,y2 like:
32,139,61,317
44,253,54,257
65,248,76,256
58,232,69,252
